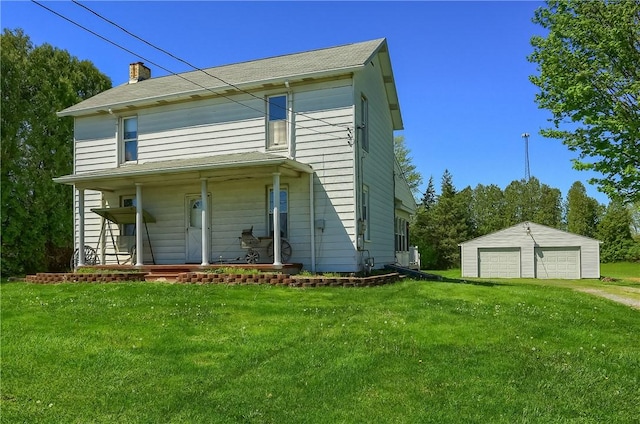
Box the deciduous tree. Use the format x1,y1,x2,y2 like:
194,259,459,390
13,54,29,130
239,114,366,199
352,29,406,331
394,135,422,195
1,29,111,276
529,0,640,204
471,184,506,235
503,178,562,227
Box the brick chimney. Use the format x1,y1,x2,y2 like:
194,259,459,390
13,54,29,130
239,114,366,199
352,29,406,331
129,62,151,84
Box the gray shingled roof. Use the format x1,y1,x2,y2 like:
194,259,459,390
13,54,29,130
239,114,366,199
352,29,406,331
59,38,392,117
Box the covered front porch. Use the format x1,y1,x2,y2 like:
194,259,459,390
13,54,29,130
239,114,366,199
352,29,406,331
54,152,316,272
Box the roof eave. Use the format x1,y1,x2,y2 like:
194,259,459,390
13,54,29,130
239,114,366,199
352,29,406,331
57,66,364,118
367,39,403,130
53,156,313,186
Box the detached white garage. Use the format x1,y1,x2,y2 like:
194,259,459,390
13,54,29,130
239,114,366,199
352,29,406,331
459,222,600,279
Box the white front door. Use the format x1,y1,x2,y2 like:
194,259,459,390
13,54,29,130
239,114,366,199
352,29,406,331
186,195,208,263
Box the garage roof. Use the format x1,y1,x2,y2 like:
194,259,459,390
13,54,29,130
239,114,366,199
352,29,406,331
459,222,601,246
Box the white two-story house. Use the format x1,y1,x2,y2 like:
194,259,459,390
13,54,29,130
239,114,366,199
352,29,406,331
55,38,417,273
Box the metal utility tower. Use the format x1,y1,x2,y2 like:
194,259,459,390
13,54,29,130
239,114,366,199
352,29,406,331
521,132,531,181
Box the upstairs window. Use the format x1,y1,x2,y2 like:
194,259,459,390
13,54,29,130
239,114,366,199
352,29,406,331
122,117,138,162
360,95,369,152
267,95,287,149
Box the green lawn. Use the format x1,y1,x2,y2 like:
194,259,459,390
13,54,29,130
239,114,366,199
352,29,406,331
427,262,640,304
1,278,639,423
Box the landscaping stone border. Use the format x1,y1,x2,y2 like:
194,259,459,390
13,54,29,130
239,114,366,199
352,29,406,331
174,272,400,287
25,272,400,287
25,273,147,284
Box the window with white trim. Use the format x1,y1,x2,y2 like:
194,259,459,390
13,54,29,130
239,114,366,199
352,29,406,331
395,217,408,251
268,187,288,238
121,116,138,163
267,95,287,149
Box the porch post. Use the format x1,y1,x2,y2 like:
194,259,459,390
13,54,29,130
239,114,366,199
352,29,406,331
135,183,143,267
272,172,282,268
200,178,210,266
77,187,85,267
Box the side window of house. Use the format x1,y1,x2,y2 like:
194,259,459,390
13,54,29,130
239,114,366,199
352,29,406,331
395,217,407,251
362,185,370,241
268,187,288,238
122,116,138,162
360,95,369,152
121,196,136,236
267,95,287,149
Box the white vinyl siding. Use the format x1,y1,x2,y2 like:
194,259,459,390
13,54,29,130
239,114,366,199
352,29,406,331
460,222,600,279
352,55,396,266
74,116,117,173
69,72,400,272
293,81,359,271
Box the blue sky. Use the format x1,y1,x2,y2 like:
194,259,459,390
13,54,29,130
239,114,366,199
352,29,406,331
2,0,610,204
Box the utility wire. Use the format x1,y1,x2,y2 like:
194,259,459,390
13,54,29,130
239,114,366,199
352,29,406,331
72,0,350,132
29,2,268,119
31,0,350,142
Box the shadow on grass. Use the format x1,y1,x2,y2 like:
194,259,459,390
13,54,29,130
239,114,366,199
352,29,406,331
384,265,512,288
427,275,512,287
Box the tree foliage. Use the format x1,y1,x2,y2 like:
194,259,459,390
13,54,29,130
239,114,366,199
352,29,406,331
529,0,640,204
409,168,640,269
416,170,472,269
502,178,562,228
1,29,111,276
597,201,638,262
394,135,422,195
566,181,602,238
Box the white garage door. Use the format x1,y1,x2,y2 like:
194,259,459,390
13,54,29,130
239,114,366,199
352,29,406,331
535,247,580,279
478,248,521,278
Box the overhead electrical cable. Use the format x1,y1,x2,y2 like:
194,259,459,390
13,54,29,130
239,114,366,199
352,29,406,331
31,0,350,142
71,0,351,132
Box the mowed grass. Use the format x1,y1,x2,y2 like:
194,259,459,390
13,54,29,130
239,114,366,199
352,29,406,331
1,278,639,423
428,262,640,304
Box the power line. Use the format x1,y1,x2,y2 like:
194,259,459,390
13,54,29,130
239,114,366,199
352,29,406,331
31,0,351,142
72,0,349,131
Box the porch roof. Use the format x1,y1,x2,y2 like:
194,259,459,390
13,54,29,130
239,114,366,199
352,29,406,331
54,151,313,191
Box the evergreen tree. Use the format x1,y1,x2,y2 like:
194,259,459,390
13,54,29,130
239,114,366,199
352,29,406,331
566,181,602,238
597,201,637,262
421,176,436,210
1,29,111,275
430,170,470,269
411,175,438,268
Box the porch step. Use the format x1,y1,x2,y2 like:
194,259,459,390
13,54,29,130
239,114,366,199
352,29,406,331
145,272,181,282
